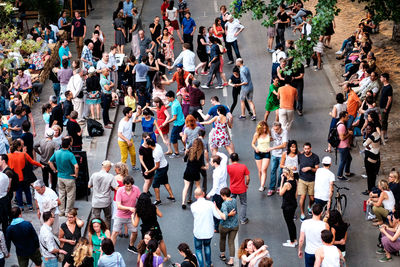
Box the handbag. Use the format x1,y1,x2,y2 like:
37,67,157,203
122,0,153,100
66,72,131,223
22,154,37,184
40,236,64,262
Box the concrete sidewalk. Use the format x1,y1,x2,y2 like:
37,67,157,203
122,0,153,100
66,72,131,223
6,0,145,265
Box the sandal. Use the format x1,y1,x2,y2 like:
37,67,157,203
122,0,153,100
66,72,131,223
219,255,227,261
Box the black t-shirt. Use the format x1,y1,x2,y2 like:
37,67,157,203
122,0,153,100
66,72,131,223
139,145,155,171
149,23,161,42
50,103,64,130
21,132,34,158
298,153,320,182
63,100,74,118
66,255,94,267
67,120,82,146
230,74,241,90
11,103,31,115
86,75,101,92
291,64,304,86
379,84,393,111
92,39,103,59
181,257,198,267
277,12,289,29
72,17,86,37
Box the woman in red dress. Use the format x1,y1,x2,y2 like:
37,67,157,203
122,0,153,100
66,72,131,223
152,97,173,154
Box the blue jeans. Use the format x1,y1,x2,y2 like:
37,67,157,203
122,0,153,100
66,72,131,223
269,155,282,190
337,147,352,177
232,192,247,222
53,83,60,101
194,237,212,267
16,181,32,209
304,252,316,267
340,39,351,51
226,40,241,62
42,257,58,267
212,194,223,231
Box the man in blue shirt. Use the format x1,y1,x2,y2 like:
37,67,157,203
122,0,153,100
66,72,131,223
181,11,196,51
202,37,222,89
165,91,185,158
236,58,257,120
58,40,72,68
100,68,115,128
49,138,79,216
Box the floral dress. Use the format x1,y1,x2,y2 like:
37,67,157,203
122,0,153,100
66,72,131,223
161,35,174,61
210,118,231,148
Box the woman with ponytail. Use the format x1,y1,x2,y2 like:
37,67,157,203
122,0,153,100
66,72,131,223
175,243,199,267
139,239,163,267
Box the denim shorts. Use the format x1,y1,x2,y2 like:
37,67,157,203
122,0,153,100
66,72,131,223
170,124,184,144
254,151,271,160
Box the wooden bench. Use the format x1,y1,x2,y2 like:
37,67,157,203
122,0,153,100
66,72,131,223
22,10,39,31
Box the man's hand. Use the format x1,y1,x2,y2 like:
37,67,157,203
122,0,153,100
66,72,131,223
59,249,68,255
127,140,133,147
69,239,76,246
228,208,236,217
129,207,136,213
301,167,311,173
298,250,303,258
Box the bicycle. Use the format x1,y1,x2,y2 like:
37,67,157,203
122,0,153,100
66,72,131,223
321,183,349,218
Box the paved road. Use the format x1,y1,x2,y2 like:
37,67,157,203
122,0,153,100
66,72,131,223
7,0,397,266
106,0,399,267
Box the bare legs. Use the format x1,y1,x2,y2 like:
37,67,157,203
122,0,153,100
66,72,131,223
143,177,154,193
255,158,270,188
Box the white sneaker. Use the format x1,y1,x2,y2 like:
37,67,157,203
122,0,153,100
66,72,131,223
282,242,297,247
201,85,209,89
258,186,265,192
335,50,343,55
286,240,298,245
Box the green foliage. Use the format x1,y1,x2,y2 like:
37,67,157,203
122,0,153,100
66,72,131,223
0,27,19,46
353,0,400,23
230,0,340,72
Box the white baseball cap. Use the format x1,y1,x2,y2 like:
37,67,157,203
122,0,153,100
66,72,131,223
321,156,332,165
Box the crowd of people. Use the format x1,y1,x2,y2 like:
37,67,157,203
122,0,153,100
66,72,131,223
0,0,398,266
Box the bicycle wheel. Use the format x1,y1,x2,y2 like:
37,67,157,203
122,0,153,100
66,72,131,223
339,194,347,216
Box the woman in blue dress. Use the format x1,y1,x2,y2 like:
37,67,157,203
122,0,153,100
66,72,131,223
135,108,166,144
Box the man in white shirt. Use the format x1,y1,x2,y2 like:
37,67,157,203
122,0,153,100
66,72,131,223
39,211,67,266
314,156,335,209
108,45,119,90
191,188,221,267
118,107,139,171
0,169,10,234
170,43,196,73
66,68,87,121
225,15,244,64
145,138,175,205
298,203,329,267
207,152,227,231
314,230,344,267
33,180,61,235
96,52,114,77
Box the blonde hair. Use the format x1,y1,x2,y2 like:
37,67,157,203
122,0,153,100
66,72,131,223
389,170,400,183
378,179,389,191
283,167,294,179
188,138,204,161
72,238,92,267
255,121,270,137
114,162,129,177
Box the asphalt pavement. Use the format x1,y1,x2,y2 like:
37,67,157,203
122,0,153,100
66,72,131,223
6,0,399,266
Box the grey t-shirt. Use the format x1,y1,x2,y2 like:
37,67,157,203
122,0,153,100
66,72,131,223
88,170,118,208
34,139,59,164
184,126,201,149
139,36,152,57
132,14,143,34
270,128,288,157
134,63,149,82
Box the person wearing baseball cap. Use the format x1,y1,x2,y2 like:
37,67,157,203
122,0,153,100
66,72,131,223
314,156,335,209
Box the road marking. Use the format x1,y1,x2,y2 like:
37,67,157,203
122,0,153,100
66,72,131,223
235,231,239,266
223,86,228,97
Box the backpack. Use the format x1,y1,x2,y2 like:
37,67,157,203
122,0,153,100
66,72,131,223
87,118,104,137
328,122,343,148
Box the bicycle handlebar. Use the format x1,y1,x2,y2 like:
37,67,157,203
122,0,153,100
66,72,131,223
333,184,349,190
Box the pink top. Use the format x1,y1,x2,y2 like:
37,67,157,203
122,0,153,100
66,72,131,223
337,123,350,148
113,179,124,201
115,185,141,218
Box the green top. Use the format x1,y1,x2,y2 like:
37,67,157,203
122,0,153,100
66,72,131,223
265,83,280,112
49,149,77,179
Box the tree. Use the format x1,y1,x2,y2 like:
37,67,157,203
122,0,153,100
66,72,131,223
353,0,400,41
230,0,340,72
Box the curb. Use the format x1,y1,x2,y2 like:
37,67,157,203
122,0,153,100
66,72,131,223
83,0,146,237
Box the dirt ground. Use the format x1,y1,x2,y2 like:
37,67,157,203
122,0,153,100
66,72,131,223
305,0,400,174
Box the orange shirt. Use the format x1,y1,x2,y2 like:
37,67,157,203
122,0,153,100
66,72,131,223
278,85,298,110
7,151,42,181
346,90,360,117
172,71,189,93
